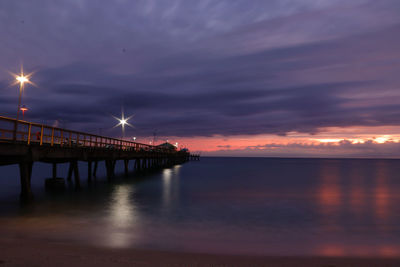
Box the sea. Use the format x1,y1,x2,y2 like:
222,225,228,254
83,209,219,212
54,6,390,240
0,157,400,257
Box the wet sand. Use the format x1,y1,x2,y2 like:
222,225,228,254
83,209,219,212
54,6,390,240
1,237,400,267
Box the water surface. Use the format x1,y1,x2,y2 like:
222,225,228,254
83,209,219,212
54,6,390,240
0,157,400,257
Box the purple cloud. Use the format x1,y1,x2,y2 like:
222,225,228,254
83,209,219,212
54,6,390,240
0,0,399,139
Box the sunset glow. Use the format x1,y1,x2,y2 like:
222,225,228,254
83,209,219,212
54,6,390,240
161,126,400,157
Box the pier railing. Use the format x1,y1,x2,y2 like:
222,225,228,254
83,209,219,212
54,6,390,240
0,116,176,154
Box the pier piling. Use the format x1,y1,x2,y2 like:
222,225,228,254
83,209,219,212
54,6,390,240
87,161,92,183
67,162,73,181
73,161,80,188
19,161,33,201
93,161,98,177
52,163,57,179
124,159,129,177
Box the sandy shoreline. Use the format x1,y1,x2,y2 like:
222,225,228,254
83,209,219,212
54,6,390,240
0,237,399,267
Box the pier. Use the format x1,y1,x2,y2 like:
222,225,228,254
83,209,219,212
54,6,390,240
0,115,200,201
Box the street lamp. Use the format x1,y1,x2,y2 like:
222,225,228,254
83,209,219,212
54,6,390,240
113,111,134,139
12,68,33,140
15,72,30,121
20,105,28,120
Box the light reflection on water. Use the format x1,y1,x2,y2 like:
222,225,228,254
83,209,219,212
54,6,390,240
162,168,172,209
162,165,181,211
1,158,400,257
315,159,400,257
349,163,366,218
106,185,140,248
374,161,390,226
318,162,342,232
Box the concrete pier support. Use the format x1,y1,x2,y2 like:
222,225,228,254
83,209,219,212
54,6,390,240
93,161,98,177
134,158,140,172
105,160,115,180
46,162,66,191
124,159,129,177
73,161,80,188
19,161,33,201
52,163,57,178
67,162,73,181
87,161,92,183
105,160,111,179
66,161,81,188
142,158,147,170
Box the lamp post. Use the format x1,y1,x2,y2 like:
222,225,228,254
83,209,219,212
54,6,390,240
20,105,28,121
16,74,29,121
13,71,31,140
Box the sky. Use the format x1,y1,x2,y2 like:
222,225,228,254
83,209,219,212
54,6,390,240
1,0,400,157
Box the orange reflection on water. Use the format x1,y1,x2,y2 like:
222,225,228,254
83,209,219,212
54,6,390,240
379,246,400,257
373,161,391,225
319,245,345,257
349,164,366,216
375,185,390,220
319,186,341,207
318,162,341,212
319,244,400,257
318,161,342,231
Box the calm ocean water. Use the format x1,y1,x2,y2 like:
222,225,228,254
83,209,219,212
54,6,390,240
0,157,400,257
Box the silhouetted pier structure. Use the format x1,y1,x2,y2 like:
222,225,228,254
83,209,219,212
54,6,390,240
0,116,199,201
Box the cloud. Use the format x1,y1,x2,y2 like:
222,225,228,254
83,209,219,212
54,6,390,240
0,0,399,140
217,145,231,149
208,140,400,158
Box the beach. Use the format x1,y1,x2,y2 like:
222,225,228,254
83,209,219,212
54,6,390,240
1,236,400,267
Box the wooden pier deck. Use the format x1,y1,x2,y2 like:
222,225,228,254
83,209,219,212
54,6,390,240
0,115,199,200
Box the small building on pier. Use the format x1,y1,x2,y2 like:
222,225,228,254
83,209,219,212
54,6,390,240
156,142,177,151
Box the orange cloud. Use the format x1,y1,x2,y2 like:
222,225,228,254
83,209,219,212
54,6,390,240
164,126,400,157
